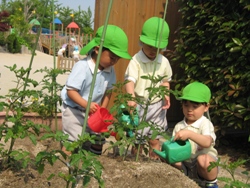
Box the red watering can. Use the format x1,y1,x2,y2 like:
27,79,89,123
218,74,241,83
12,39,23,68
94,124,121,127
88,106,114,133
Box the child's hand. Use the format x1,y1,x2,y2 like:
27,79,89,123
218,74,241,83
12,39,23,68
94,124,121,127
163,96,170,109
89,102,99,114
173,130,191,141
127,100,137,108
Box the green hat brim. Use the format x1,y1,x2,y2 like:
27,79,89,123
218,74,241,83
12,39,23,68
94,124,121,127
140,35,168,49
80,39,131,60
109,48,131,59
80,39,97,55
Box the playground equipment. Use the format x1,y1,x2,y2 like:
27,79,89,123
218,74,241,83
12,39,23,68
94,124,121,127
28,18,92,69
29,18,40,26
65,21,81,44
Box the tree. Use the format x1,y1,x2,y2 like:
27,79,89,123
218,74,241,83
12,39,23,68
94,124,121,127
173,0,250,132
0,11,10,32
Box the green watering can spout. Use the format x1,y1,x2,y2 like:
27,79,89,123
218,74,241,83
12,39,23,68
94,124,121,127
153,149,167,159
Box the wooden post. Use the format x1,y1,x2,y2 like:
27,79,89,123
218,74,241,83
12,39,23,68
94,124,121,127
57,56,61,69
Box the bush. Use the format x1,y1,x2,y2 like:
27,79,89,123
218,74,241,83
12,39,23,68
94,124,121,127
0,32,6,46
173,0,250,131
6,33,21,53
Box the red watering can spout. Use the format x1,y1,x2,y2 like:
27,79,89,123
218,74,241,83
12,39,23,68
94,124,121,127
88,106,114,133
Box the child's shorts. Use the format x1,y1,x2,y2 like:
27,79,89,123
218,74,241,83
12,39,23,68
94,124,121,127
135,100,167,143
61,103,106,155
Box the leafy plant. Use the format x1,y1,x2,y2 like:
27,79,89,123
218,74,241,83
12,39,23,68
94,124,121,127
208,158,250,187
35,132,104,188
0,32,6,46
173,0,250,133
0,64,105,187
6,33,21,53
107,75,173,161
0,65,52,170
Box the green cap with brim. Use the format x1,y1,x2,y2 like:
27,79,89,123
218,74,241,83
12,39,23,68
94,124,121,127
80,25,131,60
179,82,211,103
140,17,170,49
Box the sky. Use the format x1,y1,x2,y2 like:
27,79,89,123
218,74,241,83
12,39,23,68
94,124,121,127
59,0,95,27
59,0,95,13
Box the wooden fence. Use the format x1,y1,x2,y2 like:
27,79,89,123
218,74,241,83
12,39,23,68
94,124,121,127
57,56,76,70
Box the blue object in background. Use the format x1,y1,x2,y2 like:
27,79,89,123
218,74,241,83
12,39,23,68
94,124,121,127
32,27,52,34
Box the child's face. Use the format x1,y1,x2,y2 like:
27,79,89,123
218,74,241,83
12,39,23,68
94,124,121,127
182,100,209,125
141,43,161,60
93,47,120,69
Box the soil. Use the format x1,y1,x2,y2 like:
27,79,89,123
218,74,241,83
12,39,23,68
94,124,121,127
0,133,249,188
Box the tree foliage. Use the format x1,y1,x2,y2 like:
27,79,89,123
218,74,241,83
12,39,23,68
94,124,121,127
0,0,93,35
0,10,10,31
172,0,250,131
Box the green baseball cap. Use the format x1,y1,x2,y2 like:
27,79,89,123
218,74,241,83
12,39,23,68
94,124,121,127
80,25,131,59
179,82,211,103
140,17,170,49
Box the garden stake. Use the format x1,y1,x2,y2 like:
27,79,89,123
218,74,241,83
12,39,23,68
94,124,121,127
80,0,114,136
51,0,59,130
21,0,49,98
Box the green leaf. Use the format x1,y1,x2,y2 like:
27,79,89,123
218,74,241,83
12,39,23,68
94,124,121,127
29,134,37,145
37,163,45,174
232,38,243,46
47,173,55,180
229,46,242,52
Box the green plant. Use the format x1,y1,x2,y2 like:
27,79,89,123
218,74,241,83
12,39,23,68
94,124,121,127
35,132,104,188
173,0,250,133
0,65,52,170
107,75,174,161
208,158,250,187
0,32,6,46
6,33,21,53
0,64,105,187
33,67,67,118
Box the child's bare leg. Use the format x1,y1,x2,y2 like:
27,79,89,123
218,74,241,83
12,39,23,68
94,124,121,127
197,154,218,180
149,139,161,159
61,146,72,156
172,162,182,170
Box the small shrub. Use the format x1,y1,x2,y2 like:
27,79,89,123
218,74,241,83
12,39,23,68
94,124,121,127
6,33,21,53
0,32,6,46
209,158,250,187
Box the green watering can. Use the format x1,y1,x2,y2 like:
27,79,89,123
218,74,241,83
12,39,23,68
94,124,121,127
118,105,139,137
153,138,191,164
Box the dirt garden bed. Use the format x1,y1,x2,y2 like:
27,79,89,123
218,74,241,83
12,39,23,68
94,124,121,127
0,133,249,188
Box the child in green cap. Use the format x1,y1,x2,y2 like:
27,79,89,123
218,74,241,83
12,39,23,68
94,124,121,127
61,25,131,156
124,17,172,160
172,82,218,188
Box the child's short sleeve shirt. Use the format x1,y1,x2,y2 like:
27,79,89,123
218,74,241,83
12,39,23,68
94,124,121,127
61,56,116,109
172,116,218,160
125,50,172,103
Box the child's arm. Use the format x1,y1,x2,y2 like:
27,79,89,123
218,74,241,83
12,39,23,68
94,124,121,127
67,89,98,114
161,81,170,109
173,129,213,148
101,91,112,108
125,80,137,107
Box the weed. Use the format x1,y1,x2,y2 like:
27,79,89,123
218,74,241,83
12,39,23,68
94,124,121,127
208,158,250,187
